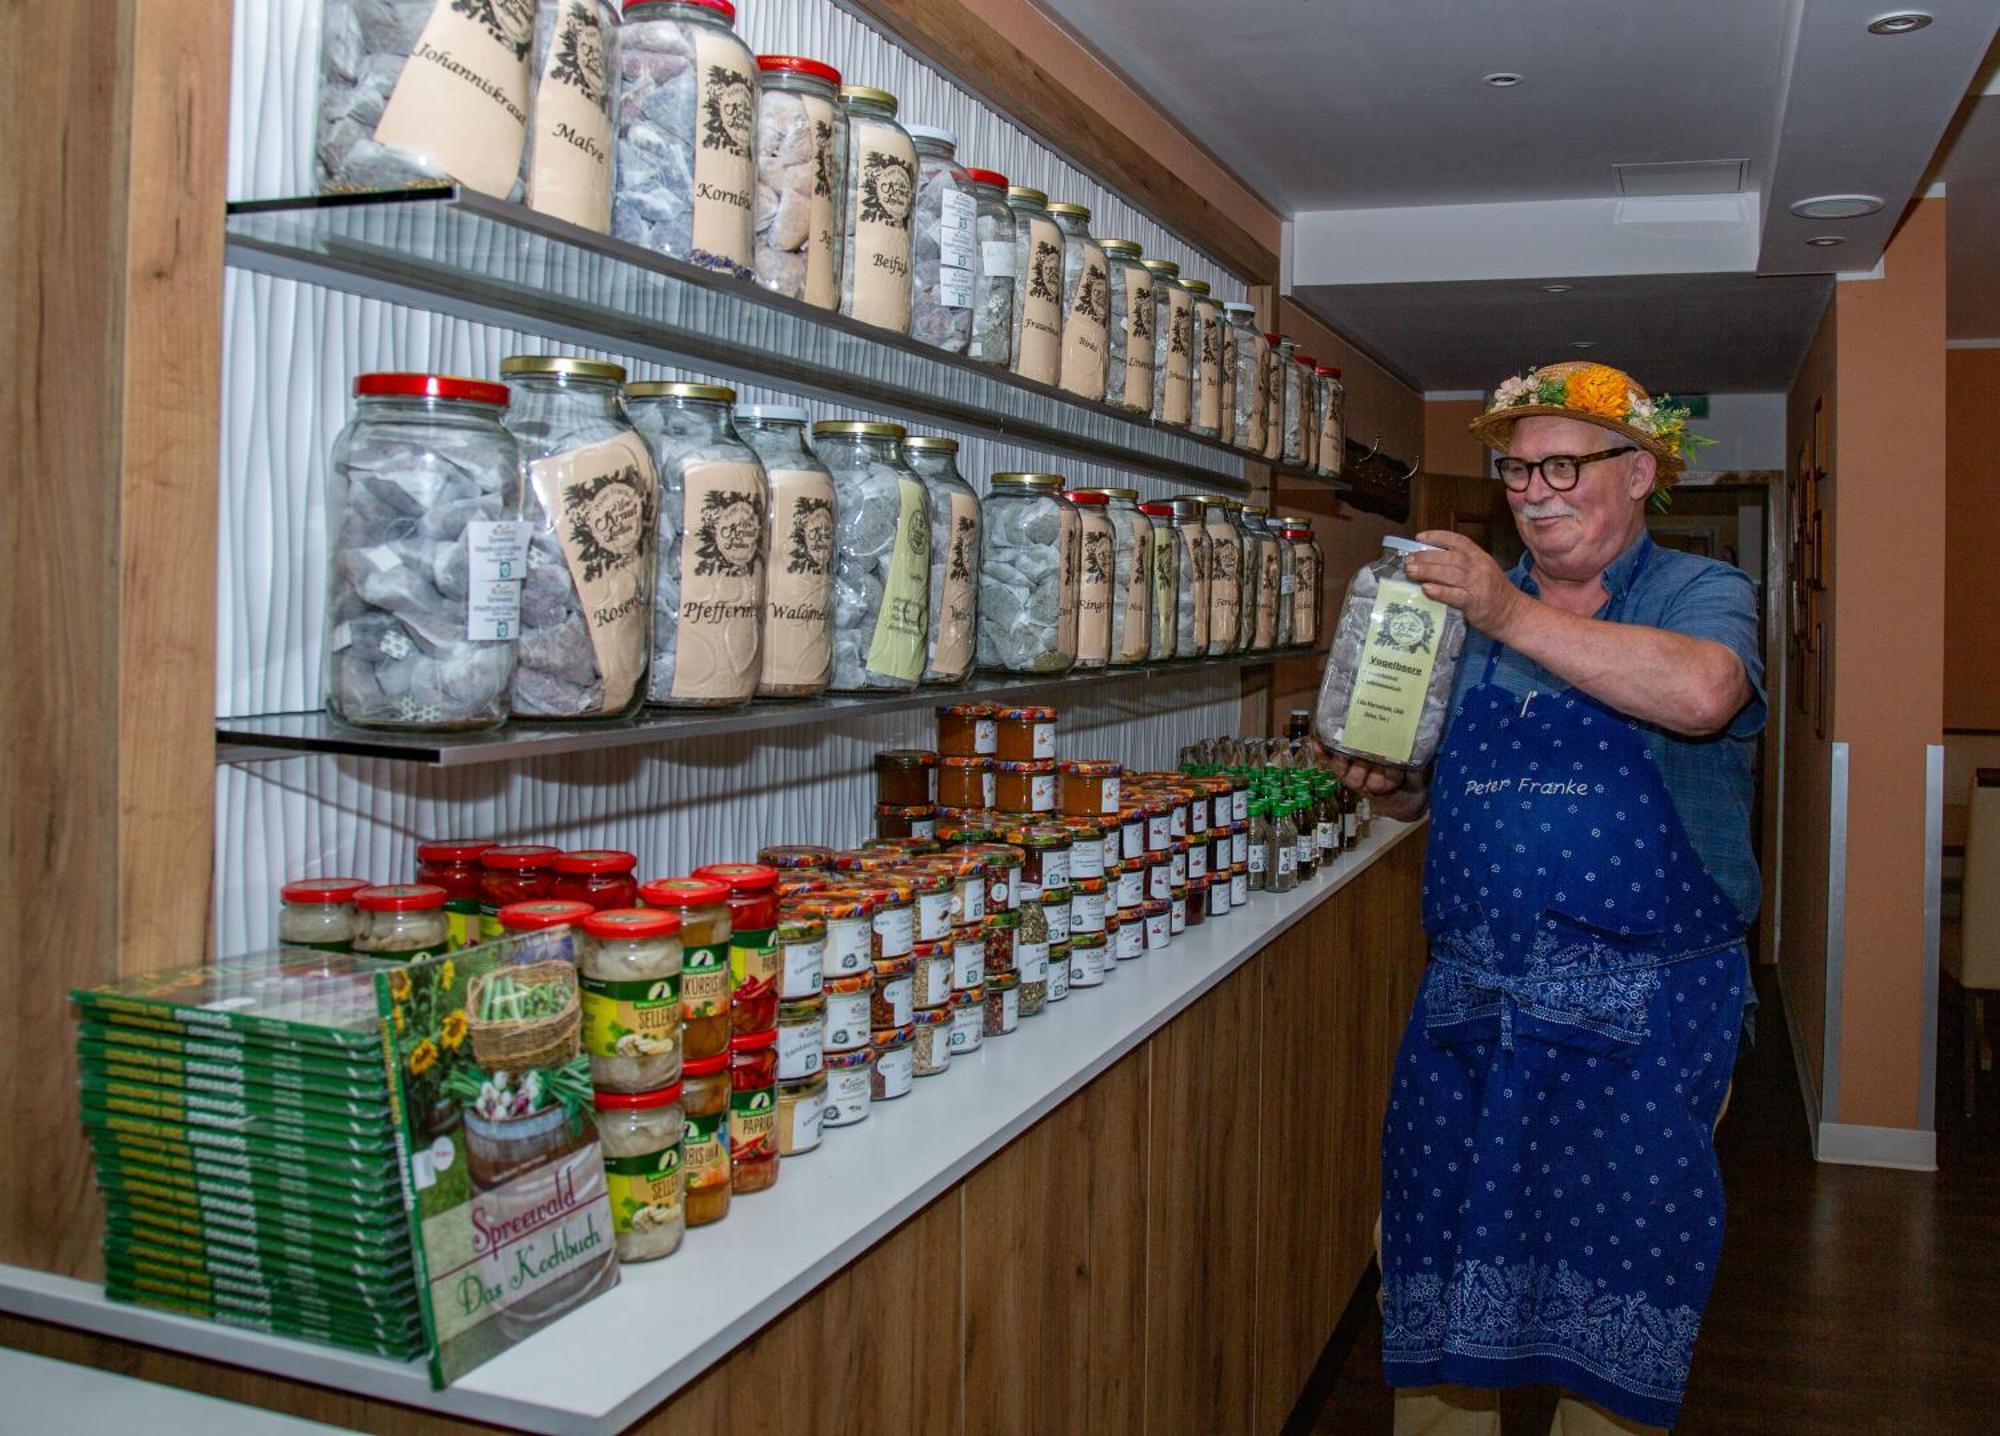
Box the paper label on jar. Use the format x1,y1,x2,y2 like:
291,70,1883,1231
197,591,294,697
1015,216,1063,383
957,879,986,926
1122,819,1145,861
1298,834,1316,868
1170,850,1187,886
980,769,998,808
1028,772,1056,811
1046,901,1071,944
761,468,836,692
952,939,986,991
466,520,532,582
1206,522,1241,644
797,91,841,308
1118,921,1143,959
1277,844,1298,877
1147,815,1169,852
914,891,952,942
1068,842,1103,881
728,927,778,1003
670,459,765,703
866,477,930,683
680,941,729,1020
848,117,917,330
780,938,826,998
1256,545,1281,648
526,0,614,231
1196,301,1224,430
1072,890,1106,932
823,991,869,1049
528,433,657,711
1339,578,1445,765
1077,518,1113,664
777,1017,823,1080
1043,847,1072,889
581,972,681,1061
1232,829,1248,866
823,916,870,975
1321,396,1344,473
929,491,979,680
1180,524,1211,651
604,1145,682,1235
1345,813,1359,841
1059,240,1109,400
1295,551,1319,637
780,1080,825,1153
1046,954,1071,1000
683,1108,729,1191
687,28,757,273
1249,842,1267,875
1123,268,1156,413
938,187,977,272
1145,912,1169,948
372,0,532,197
950,1006,983,1051
1148,863,1171,902
1117,868,1144,909
1188,845,1208,881
981,238,1016,279
876,904,915,959
875,1045,914,1098
1163,286,1194,424
1189,796,1208,834
1015,939,1049,983
465,578,525,643
826,1065,870,1122
1117,518,1150,663
730,1082,777,1162
1317,821,1337,855
1230,872,1247,904
972,717,998,754
1056,505,1080,648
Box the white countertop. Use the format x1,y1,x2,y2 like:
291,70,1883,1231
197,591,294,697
0,1348,354,1432
2,820,1422,1436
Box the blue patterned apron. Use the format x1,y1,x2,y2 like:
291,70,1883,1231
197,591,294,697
1379,555,1748,1430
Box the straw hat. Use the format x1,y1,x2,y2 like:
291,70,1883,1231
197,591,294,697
1468,360,1706,488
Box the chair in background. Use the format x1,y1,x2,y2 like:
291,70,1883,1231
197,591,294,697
1944,768,2000,1115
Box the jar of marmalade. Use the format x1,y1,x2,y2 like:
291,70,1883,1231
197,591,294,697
414,839,491,948
729,1029,780,1195
552,849,640,911
935,701,998,757
937,756,993,809
693,863,782,1037
1059,760,1123,817
875,804,938,840
874,749,938,805
993,758,1057,813
639,876,734,1061
477,845,560,939
993,705,1056,759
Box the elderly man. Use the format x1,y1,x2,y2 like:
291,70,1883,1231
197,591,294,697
1336,362,1763,1435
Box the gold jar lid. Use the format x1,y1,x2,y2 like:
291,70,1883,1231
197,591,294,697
990,472,1065,491
625,381,736,403
1241,503,1269,517
1170,496,1208,516
1099,239,1142,257
1071,486,1139,501
902,436,959,454
1045,201,1092,221
1279,514,1316,527
1140,259,1181,279
839,84,898,111
813,419,907,439
1195,494,1236,509
1182,278,1212,297
498,356,626,382
1006,185,1048,206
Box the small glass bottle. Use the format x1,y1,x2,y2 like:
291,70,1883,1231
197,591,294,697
1271,799,1299,893
1007,185,1062,385
1144,259,1193,428
735,404,835,699
906,125,977,355
978,474,1079,675
813,421,931,693
902,436,982,686
1246,799,1272,892
1047,203,1110,403
838,85,917,333
967,167,1015,367
752,54,845,308
1293,792,1319,880
1101,239,1154,414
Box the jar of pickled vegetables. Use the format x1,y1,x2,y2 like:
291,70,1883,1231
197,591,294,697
692,862,781,1036
414,839,492,949
681,1053,732,1227
775,913,826,1001
278,878,368,952
579,907,684,1093
353,884,450,960
478,845,560,939
911,1005,953,1077
822,1045,874,1127
593,1084,684,1263
777,1070,827,1156
551,850,640,911
729,1029,780,1194
935,701,999,756
870,1023,916,1099
639,876,734,1061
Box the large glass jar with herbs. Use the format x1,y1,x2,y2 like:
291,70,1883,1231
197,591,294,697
966,168,1015,367
1007,186,1063,385
324,373,523,732
1217,301,1245,446
901,437,981,686
627,382,767,709
1317,366,1346,478
752,55,845,309
611,0,758,278
1241,506,1283,650
1271,517,1298,648
1047,203,1110,402
1082,488,1151,667
520,0,619,231
1283,515,1323,645
1145,260,1193,428
501,357,658,721
906,126,978,355
838,86,917,333
1171,497,1211,657
735,404,834,698
1283,349,1309,466
1184,279,1223,439
1063,489,1115,671
978,474,1078,675
1198,497,1243,657
1314,537,1467,769
1101,240,1154,414
813,421,931,692
1231,316,1267,454
1139,501,1179,660
1264,337,1294,462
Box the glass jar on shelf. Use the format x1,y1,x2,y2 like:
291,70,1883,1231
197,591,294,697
822,1045,873,1126
1295,354,1320,471
1270,515,1298,648
611,0,758,278
1046,203,1110,402
414,839,492,949
592,1084,684,1262
278,879,368,952
1076,488,1151,666
1283,350,1310,466
1197,497,1243,657
1183,278,1223,439
1217,301,1242,447
1314,537,1467,770
1007,186,1063,385
752,55,845,309
324,374,523,733
1282,516,1324,646
776,1068,826,1155
966,168,1016,367
1239,506,1282,652
1224,305,1262,453
680,1052,732,1226
552,849,640,911
1262,334,1287,462
902,437,981,686
1317,366,1346,478
691,861,782,1036
638,875,735,1062
1063,489,1115,671
729,1028,780,1194
978,474,1079,675
1144,259,1193,428
906,125,977,355
1170,497,1211,658
838,85,917,334
625,382,765,708
352,884,449,960
812,421,931,692
578,906,684,1093
734,404,834,699
1137,501,1179,660
1101,240,1154,414
478,845,560,939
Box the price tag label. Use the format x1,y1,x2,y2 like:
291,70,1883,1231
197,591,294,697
939,189,977,270
466,521,531,582
466,580,524,642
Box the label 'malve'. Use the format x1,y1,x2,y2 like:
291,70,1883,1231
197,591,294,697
527,0,615,231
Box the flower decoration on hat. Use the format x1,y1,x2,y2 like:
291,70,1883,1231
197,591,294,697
1470,359,1713,510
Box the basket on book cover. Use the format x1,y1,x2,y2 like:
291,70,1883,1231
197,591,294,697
466,960,581,1070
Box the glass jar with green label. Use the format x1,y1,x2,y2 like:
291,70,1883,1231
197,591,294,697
680,1052,732,1226
593,1084,685,1262
639,876,734,1061
977,473,1078,674
902,436,982,686
1313,537,1467,769
578,907,684,1093
813,421,932,693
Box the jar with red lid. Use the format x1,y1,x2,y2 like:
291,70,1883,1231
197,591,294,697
278,878,369,952
875,803,938,840
578,907,684,1092
938,756,994,809
639,876,734,1061
352,884,449,960
593,1083,685,1262
414,840,492,948
935,702,999,756
681,1053,732,1227
552,850,640,911
478,846,560,939
874,749,937,805
729,1029,780,1195
758,844,836,870
993,705,1057,760
692,863,782,1037
993,758,1057,814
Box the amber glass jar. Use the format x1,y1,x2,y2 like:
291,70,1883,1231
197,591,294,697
875,804,938,840
640,876,734,1061
938,756,993,809
729,1029,780,1195
477,845,560,939
993,705,1057,759
552,850,640,911
681,1053,732,1227
414,839,491,948
993,759,1058,814
935,702,998,756
1059,760,1123,818
874,749,938,805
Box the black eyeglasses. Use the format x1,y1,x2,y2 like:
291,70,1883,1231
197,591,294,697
1494,445,1636,492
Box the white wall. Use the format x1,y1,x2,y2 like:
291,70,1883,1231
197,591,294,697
1684,392,1786,475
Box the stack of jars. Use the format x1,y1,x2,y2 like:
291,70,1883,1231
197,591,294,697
874,749,938,839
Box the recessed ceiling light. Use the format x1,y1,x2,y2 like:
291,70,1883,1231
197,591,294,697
1867,10,1933,33
1483,71,1525,88
1805,235,1847,247
1570,340,1597,350
1542,283,1574,293
1790,194,1885,220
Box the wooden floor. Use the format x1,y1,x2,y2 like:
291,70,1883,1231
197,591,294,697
1294,963,2000,1435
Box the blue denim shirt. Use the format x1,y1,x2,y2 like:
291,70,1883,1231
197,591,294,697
1444,532,1768,928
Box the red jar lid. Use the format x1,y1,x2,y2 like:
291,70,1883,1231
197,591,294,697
583,907,683,940
756,54,839,86
1295,353,1317,367
639,876,732,908
355,883,447,912
692,862,780,893
555,849,637,875
1264,332,1282,344
1315,366,1337,377
353,373,508,406
682,1053,731,1078
964,167,1009,189
498,900,594,931
1327,365,1342,377
626,0,732,19
1138,501,1174,516
415,839,493,863
480,845,560,871
593,1083,683,1110
730,1028,779,1053
280,878,369,904
1063,489,1108,506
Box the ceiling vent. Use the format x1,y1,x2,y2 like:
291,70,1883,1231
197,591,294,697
1613,159,1748,196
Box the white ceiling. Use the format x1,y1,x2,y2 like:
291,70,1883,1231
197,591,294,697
1036,0,2000,389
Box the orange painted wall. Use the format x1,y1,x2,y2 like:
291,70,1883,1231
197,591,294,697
1423,399,1490,478
1278,300,1423,462
1945,348,2000,730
